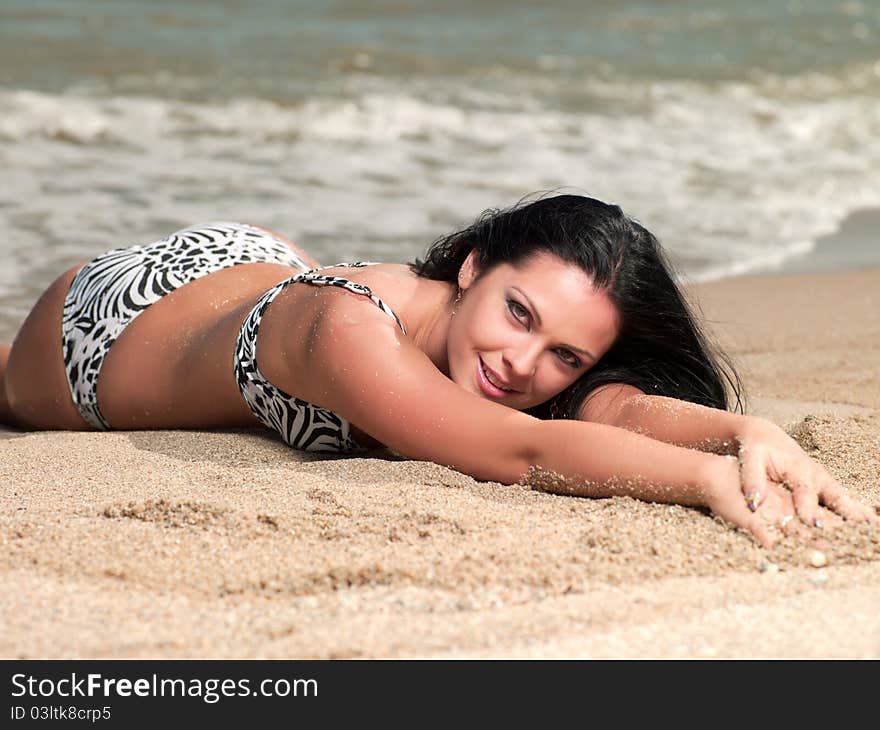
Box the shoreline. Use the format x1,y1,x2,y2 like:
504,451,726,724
734,207,880,280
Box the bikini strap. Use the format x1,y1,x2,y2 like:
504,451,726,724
296,262,408,335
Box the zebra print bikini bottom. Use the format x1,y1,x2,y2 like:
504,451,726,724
61,222,310,430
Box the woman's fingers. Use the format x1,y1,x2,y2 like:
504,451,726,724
814,505,844,531
737,418,877,526
789,480,820,527
820,482,877,523
714,444,874,548
786,463,876,524
738,443,770,512
740,507,778,549
706,472,777,548
815,467,876,522
776,511,811,540
716,490,778,549
754,483,812,541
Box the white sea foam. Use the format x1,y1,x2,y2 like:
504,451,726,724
1,62,879,330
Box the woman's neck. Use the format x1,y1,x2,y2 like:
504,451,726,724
408,277,456,378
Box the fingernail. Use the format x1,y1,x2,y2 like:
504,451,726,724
746,493,760,512
813,518,823,529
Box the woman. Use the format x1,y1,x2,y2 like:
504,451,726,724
1,194,874,546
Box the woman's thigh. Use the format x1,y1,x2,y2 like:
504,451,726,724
5,265,91,429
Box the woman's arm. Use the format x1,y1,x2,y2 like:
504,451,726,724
578,383,877,526
576,383,742,453
292,293,780,545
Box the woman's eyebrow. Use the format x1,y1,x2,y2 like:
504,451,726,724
511,286,597,362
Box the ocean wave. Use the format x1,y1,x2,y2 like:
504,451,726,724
1,62,879,285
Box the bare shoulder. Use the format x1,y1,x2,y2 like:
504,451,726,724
253,263,427,400
577,382,645,425
323,262,426,320
289,284,538,483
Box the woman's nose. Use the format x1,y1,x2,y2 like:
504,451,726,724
502,343,539,384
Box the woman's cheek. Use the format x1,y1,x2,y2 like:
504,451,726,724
542,367,574,399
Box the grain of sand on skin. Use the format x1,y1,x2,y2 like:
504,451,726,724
1,267,880,658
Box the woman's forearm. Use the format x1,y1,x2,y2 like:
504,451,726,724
523,417,732,508
592,393,748,455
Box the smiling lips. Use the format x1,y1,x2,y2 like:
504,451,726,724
477,357,516,398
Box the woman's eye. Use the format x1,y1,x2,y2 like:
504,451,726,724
557,350,580,368
507,300,529,323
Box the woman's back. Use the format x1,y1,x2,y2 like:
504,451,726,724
102,258,435,448
97,259,311,430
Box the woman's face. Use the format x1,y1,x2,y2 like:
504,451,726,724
446,249,620,410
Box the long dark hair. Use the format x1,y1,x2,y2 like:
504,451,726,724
408,192,744,418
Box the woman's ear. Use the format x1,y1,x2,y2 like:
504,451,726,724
457,249,481,291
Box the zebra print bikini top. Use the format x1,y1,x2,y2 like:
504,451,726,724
234,263,407,453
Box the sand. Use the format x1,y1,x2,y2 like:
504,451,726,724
2,266,879,659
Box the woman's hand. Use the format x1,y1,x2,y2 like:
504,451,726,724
702,455,787,547
736,416,876,527
702,454,842,548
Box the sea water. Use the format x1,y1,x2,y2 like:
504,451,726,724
1,0,879,335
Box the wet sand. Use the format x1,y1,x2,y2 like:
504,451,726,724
2,264,879,658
